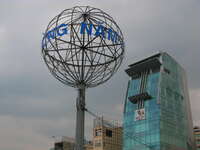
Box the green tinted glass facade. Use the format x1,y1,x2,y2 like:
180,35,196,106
193,126,200,150
123,53,195,150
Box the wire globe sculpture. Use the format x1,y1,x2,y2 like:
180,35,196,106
41,6,125,150
42,6,125,88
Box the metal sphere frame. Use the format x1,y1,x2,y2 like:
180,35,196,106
42,6,124,88
41,6,125,150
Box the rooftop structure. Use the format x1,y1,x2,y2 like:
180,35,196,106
93,117,122,150
53,136,75,150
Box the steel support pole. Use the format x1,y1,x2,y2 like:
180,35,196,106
75,88,85,150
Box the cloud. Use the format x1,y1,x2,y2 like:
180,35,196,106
0,115,51,150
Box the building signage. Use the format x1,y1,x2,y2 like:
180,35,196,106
135,108,145,121
42,22,120,48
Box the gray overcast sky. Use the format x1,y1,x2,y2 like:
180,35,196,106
0,0,200,150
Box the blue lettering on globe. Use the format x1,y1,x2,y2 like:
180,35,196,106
42,22,120,48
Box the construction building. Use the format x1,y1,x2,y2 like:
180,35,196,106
93,117,122,150
52,136,75,150
50,117,122,150
85,141,93,150
194,126,200,150
123,52,195,150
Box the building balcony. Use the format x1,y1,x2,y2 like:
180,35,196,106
128,92,152,104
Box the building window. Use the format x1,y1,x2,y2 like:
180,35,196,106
106,129,112,137
95,129,102,136
55,142,63,150
197,139,200,141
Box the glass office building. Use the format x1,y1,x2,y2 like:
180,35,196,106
123,52,195,150
193,126,200,150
